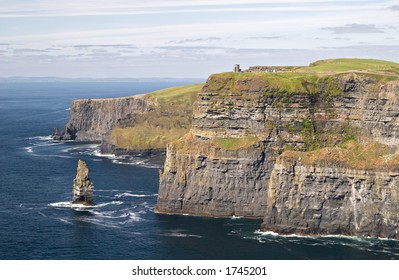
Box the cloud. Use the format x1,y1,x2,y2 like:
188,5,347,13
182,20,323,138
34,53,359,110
45,47,62,51
13,48,50,54
247,36,281,40
321,24,385,34
0,0,381,18
158,46,229,54
332,37,351,41
317,44,399,52
73,44,137,49
168,37,221,44
2,44,399,78
388,5,399,11
1,1,398,78
159,46,228,49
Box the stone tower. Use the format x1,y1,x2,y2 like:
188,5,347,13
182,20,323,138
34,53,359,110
234,64,241,72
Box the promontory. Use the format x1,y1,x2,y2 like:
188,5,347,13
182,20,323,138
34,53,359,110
56,58,399,239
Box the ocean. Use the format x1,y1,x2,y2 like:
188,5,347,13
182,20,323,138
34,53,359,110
1,81,399,260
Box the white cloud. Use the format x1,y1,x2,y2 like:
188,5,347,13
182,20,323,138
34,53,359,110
1,0,398,77
2,9,392,45
322,24,386,34
0,0,382,17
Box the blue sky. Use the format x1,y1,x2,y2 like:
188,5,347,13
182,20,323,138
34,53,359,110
0,0,398,78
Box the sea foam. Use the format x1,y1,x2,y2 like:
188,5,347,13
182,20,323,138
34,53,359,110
114,192,158,198
48,201,123,208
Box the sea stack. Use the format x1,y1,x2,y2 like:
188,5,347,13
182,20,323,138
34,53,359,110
72,160,94,206
52,127,61,140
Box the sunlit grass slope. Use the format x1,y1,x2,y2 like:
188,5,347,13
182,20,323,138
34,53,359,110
298,58,399,74
108,84,203,151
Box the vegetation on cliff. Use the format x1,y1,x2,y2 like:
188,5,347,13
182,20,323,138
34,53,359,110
204,72,332,95
187,58,399,170
301,58,399,74
213,136,260,150
60,58,399,160
108,84,203,151
281,140,399,172
157,58,399,238
205,59,398,96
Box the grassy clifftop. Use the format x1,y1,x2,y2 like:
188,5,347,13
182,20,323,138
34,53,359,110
206,58,398,95
107,84,203,151
197,59,399,171
300,58,399,74
107,58,399,157
204,72,344,96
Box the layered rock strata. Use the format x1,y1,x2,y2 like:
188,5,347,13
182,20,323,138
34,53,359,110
261,160,399,239
157,137,274,217
53,84,201,154
72,160,94,206
54,95,151,141
156,71,399,238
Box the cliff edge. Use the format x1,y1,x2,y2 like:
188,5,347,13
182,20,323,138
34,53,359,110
53,84,203,154
156,58,399,239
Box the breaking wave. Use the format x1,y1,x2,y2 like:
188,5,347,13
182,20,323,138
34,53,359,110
27,135,52,141
48,201,123,208
114,192,158,198
161,230,203,239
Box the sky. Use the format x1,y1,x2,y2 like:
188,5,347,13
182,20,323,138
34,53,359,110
0,0,398,78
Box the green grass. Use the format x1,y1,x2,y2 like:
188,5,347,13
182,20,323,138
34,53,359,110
299,58,399,74
107,58,399,153
148,83,203,103
108,83,204,150
205,71,347,105
213,137,259,150
282,140,399,171
206,72,329,95
205,59,399,101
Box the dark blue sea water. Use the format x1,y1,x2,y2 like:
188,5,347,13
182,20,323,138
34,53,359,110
1,81,399,260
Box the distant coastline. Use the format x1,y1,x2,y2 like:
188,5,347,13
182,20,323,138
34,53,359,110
0,77,205,84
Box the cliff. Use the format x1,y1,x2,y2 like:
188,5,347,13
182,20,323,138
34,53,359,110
54,84,202,154
104,84,201,154
54,95,151,141
262,160,399,238
156,58,399,238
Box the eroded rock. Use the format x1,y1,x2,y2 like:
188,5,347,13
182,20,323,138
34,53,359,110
72,160,94,206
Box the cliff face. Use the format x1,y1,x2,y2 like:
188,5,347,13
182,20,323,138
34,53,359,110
157,137,274,217
54,84,202,154
55,95,151,141
262,161,399,239
156,70,399,238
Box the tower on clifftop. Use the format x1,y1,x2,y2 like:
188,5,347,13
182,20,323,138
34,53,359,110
234,64,241,72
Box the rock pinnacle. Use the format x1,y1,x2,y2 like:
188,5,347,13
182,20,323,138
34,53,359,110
72,160,94,206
